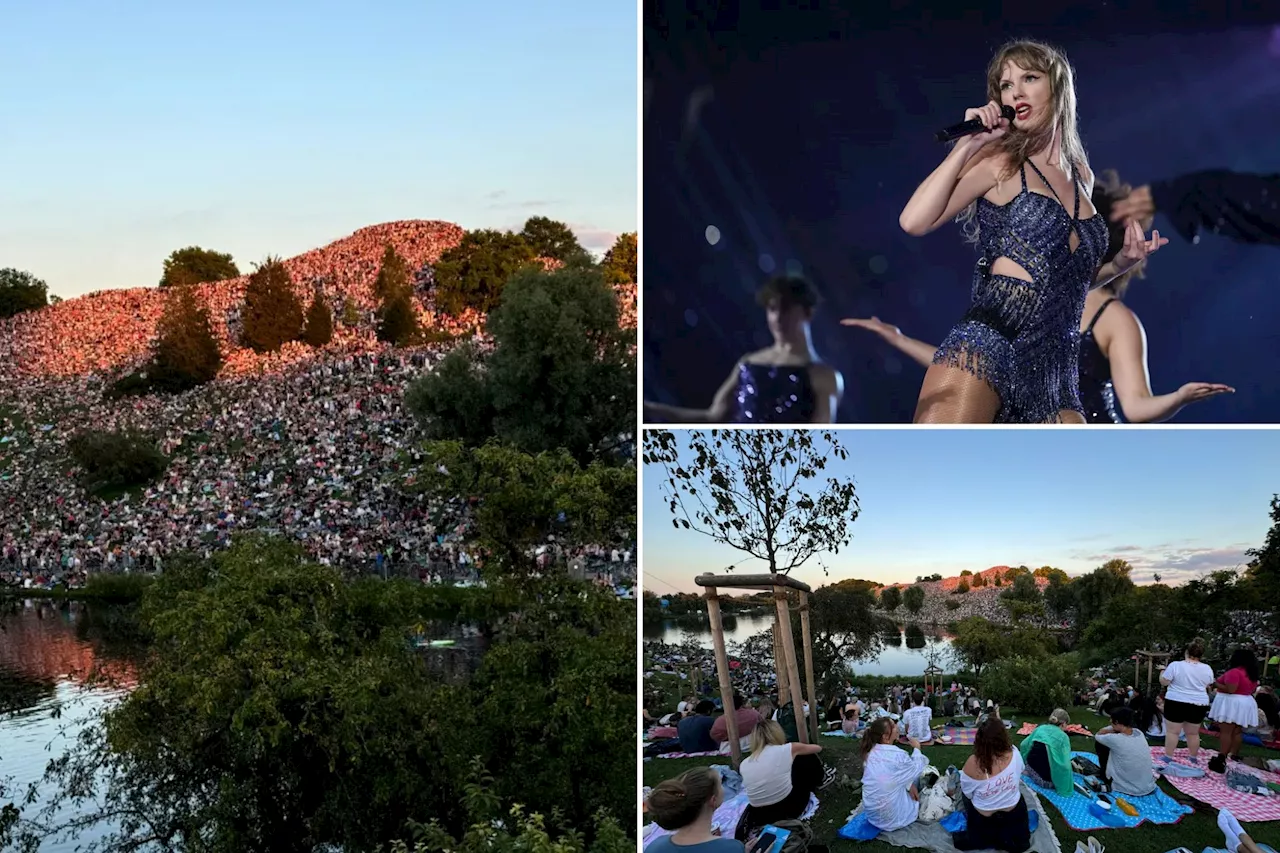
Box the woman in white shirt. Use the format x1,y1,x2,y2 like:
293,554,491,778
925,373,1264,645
1159,637,1215,763
736,719,828,839
860,717,928,832
951,717,1030,852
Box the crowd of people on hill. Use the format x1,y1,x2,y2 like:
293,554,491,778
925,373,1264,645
0,220,638,590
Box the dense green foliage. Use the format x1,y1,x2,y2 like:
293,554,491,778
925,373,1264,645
242,257,303,352
600,233,636,285
879,586,901,612
66,428,168,493
302,291,334,346
159,246,240,288
982,654,1080,715
433,229,536,315
407,265,634,465
0,268,49,318
519,216,590,265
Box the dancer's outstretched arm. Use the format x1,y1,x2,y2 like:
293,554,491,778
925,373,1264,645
643,362,740,423
1094,218,1168,290
841,318,937,368
1104,306,1233,423
1111,170,1280,246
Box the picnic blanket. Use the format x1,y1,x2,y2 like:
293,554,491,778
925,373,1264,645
1018,722,1093,738
1022,750,1191,831
823,730,861,738
652,749,721,759
1198,727,1280,750
1154,747,1280,822
642,792,819,849
936,726,978,745
838,782,1061,853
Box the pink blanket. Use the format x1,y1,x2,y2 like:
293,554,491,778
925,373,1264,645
1017,722,1093,737
1152,747,1280,822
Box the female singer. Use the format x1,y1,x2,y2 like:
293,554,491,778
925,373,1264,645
897,39,1168,423
643,274,843,424
849,172,1233,422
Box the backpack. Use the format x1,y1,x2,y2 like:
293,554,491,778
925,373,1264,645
770,819,813,853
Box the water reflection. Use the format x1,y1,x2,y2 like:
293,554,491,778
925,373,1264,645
645,615,955,677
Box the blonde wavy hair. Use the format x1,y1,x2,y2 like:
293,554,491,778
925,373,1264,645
745,718,788,758
956,39,1091,245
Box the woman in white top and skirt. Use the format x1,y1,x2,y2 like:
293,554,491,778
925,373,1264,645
1159,637,1215,763
860,717,929,832
952,716,1030,853
736,719,828,840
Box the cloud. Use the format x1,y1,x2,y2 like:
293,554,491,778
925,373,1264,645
568,223,619,252
1069,542,1251,584
485,197,562,211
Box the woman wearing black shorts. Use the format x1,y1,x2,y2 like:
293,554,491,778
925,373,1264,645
1158,637,1214,763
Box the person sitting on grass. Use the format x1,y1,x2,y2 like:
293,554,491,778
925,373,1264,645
736,719,832,840
647,767,746,853
902,690,933,744
1093,706,1156,797
952,716,1030,853
1018,708,1075,796
841,707,861,735
860,717,928,832
678,700,719,755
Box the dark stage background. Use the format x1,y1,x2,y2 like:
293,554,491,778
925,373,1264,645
643,0,1280,423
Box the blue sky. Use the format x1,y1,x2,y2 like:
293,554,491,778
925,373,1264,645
643,429,1279,594
0,1,635,297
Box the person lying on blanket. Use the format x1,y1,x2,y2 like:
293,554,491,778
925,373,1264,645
1093,707,1156,797
736,719,831,840
1019,708,1076,796
647,767,748,853
952,716,1031,853
860,717,928,832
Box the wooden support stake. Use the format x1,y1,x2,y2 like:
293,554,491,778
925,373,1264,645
775,585,809,743
705,589,741,768
773,610,790,708
799,590,819,742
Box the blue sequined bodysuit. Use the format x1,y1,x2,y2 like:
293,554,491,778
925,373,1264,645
1079,298,1124,424
732,362,817,423
933,160,1109,423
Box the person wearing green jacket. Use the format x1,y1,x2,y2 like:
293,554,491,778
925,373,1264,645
1019,708,1075,796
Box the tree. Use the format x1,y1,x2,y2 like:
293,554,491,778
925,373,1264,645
1034,566,1069,583
1245,494,1280,629
373,243,412,303
644,430,860,575
159,246,240,288
242,257,304,352
377,291,420,346
954,579,970,594
1073,559,1136,626
14,536,636,852
999,571,1044,620
415,442,635,578
151,284,223,389
407,265,634,465
1081,584,1191,661
67,428,168,493
903,585,925,616
879,586,902,612
519,216,590,265
1044,573,1074,618
433,229,536,315
0,268,49,318
950,616,1010,678
959,570,973,577
600,233,636,285
302,291,334,347
972,573,986,587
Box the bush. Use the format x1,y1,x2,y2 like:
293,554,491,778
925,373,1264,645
67,429,168,492
945,599,962,611
981,654,1080,715
953,579,970,594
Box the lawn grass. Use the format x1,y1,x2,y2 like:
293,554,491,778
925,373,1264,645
644,728,1280,852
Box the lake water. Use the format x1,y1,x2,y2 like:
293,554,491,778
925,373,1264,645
644,612,956,677
0,599,133,852
0,597,487,852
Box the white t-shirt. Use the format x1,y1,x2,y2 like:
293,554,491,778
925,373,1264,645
741,743,793,807
862,744,927,831
960,749,1024,812
902,705,933,741
1164,659,1214,706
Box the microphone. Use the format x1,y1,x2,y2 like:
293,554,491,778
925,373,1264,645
935,105,1016,143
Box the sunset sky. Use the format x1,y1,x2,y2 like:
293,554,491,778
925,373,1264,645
643,429,1278,595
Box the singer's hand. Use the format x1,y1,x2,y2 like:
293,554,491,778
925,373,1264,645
1177,382,1235,405
840,316,901,339
1115,218,1169,271
964,100,1009,145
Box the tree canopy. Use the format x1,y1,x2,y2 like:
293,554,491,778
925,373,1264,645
159,246,239,288
600,233,636,285
433,229,536,315
519,216,590,265
241,257,304,352
152,284,223,387
0,268,49,318
644,430,860,576
302,291,334,347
